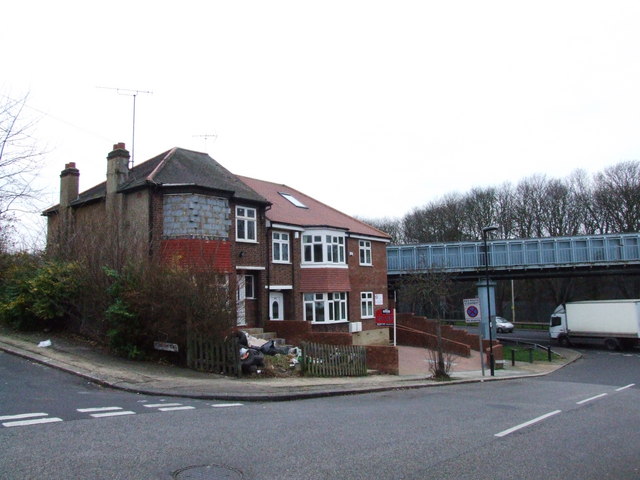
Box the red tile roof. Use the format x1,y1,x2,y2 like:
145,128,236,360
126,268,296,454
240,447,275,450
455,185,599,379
237,176,391,240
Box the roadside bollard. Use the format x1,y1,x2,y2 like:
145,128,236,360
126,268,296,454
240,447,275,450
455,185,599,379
528,348,533,363
511,349,516,366
547,346,552,362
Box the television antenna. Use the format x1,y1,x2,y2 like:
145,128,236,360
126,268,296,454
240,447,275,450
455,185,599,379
97,86,153,168
193,132,218,152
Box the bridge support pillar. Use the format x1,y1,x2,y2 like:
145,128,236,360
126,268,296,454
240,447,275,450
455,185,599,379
477,279,497,341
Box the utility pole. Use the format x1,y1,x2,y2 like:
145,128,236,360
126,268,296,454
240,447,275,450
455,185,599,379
97,86,152,168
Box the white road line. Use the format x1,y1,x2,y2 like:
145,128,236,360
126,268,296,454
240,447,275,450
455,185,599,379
495,410,562,438
615,384,635,392
0,413,48,421
143,403,183,408
158,406,195,412
576,393,608,405
77,407,123,413
90,411,136,418
3,417,63,427
211,403,243,408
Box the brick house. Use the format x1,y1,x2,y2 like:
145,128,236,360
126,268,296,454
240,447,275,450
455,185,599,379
44,143,391,333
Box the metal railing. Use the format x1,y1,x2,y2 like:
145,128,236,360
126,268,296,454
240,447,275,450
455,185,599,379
387,232,640,274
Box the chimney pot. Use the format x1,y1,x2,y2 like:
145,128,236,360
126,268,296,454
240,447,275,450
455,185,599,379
113,142,126,150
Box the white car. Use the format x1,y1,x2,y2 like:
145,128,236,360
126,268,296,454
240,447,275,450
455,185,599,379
495,317,514,333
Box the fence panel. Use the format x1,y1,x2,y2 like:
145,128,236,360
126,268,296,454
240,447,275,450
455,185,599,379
187,335,241,377
301,342,367,377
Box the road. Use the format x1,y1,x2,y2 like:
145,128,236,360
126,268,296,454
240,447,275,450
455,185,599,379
1,348,639,479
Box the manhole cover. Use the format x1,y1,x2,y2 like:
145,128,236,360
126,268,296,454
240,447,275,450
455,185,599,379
173,464,244,479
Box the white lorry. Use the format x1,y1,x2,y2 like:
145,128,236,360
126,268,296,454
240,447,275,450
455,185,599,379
549,299,640,350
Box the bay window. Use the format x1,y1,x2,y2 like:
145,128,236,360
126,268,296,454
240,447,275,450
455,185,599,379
302,231,345,265
303,292,348,322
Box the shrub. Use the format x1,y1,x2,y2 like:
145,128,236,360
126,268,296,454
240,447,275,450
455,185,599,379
0,256,81,330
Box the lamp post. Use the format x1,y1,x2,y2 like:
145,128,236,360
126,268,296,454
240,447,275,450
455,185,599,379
482,225,499,376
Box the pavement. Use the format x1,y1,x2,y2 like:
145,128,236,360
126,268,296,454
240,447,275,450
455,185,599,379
0,327,581,402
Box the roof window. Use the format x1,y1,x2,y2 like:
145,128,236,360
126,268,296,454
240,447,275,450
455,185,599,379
279,192,307,208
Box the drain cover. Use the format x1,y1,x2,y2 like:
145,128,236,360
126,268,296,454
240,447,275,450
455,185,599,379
173,464,243,479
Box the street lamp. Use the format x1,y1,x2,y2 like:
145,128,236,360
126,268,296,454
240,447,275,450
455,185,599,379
482,225,499,376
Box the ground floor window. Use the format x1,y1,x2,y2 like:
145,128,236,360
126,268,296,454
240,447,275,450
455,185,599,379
303,292,348,322
360,291,374,318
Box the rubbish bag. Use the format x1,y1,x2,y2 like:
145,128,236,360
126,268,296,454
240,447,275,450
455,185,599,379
259,340,278,355
241,348,265,374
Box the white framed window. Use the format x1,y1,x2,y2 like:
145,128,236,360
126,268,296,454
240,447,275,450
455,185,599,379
236,206,257,242
359,240,372,265
303,292,348,323
360,291,374,318
244,275,255,299
272,232,290,263
302,231,345,265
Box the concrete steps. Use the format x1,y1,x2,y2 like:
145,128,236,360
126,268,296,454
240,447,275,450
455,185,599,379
242,328,286,346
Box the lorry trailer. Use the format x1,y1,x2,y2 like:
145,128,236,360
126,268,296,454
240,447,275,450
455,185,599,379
549,299,640,350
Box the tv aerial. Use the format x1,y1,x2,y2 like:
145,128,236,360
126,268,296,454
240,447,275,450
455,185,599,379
97,86,153,168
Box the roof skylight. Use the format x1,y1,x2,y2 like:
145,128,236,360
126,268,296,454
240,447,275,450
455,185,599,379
279,192,308,208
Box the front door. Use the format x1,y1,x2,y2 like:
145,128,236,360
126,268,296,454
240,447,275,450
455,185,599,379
269,292,284,320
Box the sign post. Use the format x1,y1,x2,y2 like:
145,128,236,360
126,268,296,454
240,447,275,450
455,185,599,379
375,308,396,346
463,298,485,376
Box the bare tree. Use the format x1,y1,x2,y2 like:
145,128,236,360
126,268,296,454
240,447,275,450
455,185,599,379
0,93,44,246
399,270,457,379
593,160,640,233
356,216,405,244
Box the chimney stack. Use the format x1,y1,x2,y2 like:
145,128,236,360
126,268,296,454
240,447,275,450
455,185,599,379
106,142,130,195
60,162,79,208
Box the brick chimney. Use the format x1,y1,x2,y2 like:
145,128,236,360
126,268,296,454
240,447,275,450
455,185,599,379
106,142,130,195
60,162,79,208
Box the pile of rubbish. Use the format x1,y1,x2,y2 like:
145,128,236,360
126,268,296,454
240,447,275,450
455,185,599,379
234,331,301,375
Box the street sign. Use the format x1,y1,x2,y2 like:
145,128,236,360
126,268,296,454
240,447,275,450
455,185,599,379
153,341,179,352
464,298,482,323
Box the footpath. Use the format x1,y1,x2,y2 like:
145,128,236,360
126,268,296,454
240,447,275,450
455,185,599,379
0,328,581,402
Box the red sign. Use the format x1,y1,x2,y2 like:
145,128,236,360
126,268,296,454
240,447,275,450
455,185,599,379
375,308,394,326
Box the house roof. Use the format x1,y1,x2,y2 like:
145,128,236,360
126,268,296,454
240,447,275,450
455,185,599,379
237,176,391,241
44,148,268,214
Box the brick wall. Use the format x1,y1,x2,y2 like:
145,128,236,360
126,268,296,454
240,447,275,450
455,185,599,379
396,313,502,360
365,346,399,375
347,239,389,324
160,238,232,271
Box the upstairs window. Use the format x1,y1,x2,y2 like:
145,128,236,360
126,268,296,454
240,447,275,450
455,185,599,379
236,206,256,242
272,231,290,263
359,240,372,265
302,231,345,265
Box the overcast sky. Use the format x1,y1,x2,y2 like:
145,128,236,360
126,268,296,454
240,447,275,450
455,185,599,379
5,1,640,245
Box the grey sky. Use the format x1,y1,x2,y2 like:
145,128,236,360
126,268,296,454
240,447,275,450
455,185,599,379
4,1,640,244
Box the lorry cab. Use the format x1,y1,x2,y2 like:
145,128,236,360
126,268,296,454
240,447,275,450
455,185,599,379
549,305,569,345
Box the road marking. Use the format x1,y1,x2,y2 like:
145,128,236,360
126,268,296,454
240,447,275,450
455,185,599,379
77,407,123,413
0,413,48,421
89,411,136,418
211,403,243,408
158,406,195,412
3,417,63,427
495,410,562,438
143,403,183,408
576,393,608,405
615,384,635,392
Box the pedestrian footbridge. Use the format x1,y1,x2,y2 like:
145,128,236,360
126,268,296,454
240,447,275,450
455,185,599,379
387,233,640,279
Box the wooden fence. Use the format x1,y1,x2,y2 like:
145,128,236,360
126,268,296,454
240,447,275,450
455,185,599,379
187,335,241,377
301,342,367,377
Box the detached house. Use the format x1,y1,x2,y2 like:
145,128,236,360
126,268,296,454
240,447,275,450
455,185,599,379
45,143,391,334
